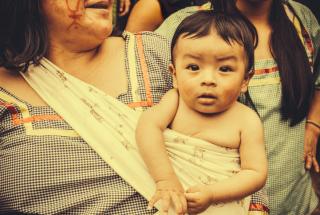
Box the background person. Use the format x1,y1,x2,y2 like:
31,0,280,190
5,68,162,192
156,0,320,214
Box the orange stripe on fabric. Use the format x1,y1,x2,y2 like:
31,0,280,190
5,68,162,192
136,33,153,106
249,203,270,212
14,115,63,125
128,101,151,108
302,27,314,54
0,101,63,125
254,60,313,75
254,66,278,75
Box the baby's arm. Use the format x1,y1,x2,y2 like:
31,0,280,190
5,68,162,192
136,89,187,214
186,107,267,214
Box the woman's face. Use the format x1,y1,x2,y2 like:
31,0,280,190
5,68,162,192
237,0,271,6
42,0,113,50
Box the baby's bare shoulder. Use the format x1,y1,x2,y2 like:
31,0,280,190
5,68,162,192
232,102,261,125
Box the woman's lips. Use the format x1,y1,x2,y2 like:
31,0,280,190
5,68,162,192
85,0,111,9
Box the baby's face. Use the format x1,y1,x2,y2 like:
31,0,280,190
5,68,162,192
172,32,249,114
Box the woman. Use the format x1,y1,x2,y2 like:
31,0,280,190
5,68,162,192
156,0,320,214
0,0,268,214
0,0,172,213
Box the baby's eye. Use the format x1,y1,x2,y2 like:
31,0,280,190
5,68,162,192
186,64,199,71
219,66,233,72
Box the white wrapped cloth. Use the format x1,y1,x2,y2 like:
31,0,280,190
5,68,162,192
21,58,250,214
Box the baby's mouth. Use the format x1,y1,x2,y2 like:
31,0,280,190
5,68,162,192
198,93,217,99
198,94,217,104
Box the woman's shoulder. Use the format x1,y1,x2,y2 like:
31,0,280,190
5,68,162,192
0,67,16,90
155,5,201,39
123,31,171,60
288,0,319,29
288,0,315,15
287,0,320,65
155,1,211,39
0,67,48,107
123,31,170,46
0,68,24,110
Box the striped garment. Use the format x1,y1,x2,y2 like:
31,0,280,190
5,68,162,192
0,32,172,214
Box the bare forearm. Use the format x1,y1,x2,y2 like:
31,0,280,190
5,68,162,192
136,118,177,182
136,89,179,182
307,90,320,133
208,169,267,203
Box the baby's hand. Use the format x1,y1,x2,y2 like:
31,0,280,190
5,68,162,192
185,184,212,214
148,178,187,215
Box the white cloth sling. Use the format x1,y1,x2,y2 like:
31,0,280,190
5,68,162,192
21,58,250,214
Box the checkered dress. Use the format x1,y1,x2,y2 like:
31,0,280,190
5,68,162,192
156,1,320,215
0,32,172,214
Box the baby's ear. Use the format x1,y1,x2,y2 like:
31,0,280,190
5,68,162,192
169,63,178,88
241,70,254,93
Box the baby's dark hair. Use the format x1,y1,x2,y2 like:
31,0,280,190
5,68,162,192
171,10,257,78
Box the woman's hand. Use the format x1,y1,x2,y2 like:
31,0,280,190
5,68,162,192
185,184,212,214
119,0,131,16
304,122,320,172
148,178,187,215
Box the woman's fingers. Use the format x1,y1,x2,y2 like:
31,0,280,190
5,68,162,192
312,156,320,172
119,0,131,16
305,151,319,172
305,153,313,170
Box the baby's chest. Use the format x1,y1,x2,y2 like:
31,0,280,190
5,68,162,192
191,128,241,149
171,121,241,149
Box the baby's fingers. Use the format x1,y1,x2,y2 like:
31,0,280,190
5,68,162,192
148,194,161,210
180,193,188,213
170,191,187,214
188,206,202,215
161,194,171,215
185,192,199,202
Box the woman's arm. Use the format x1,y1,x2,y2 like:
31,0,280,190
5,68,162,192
126,0,164,32
289,0,320,172
305,89,320,172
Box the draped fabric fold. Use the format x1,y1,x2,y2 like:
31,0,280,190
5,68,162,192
21,58,250,214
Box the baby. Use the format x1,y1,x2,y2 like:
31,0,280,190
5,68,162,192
136,10,267,215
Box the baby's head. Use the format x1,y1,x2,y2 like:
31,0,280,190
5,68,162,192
170,10,256,114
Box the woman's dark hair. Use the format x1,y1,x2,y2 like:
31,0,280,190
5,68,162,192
171,10,257,77
210,0,315,126
271,1,314,126
0,0,47,73
0,0,122,73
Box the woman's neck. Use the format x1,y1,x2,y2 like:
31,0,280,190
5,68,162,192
236,0,273,26
45,37,106,77
45,36,126,82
